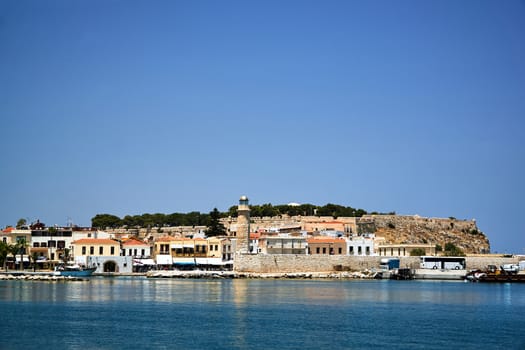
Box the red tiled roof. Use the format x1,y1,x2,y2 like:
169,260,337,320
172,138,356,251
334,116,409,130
122,239,149,246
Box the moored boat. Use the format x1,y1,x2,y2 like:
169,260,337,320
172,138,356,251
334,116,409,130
54,263,97,277
465,265,525,283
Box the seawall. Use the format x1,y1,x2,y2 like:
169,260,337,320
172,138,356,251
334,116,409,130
233,254,520,273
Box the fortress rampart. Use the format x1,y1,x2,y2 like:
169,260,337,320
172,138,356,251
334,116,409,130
234,254,519,273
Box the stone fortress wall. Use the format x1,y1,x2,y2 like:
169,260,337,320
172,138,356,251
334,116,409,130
234,254,520,273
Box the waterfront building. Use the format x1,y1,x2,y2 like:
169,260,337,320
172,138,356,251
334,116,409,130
71,238,131,273
248,233,260,254
347,235,376,256
122,238,154,272
260,235,308,255
122,237,151,258
153,236,233,269
1,227,31,268
376,243,436,257
307,237,346,255
30,226,72,263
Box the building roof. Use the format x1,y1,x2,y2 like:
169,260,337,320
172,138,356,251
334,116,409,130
72,238,119,245
122,238,149,246
307,237,344,244
156,236,206,243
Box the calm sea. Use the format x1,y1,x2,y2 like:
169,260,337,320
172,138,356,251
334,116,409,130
0,277,524,350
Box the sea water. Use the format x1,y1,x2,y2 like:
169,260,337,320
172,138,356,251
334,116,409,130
0,277,524,349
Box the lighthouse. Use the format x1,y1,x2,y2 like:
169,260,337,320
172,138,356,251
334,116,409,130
237,195,251,253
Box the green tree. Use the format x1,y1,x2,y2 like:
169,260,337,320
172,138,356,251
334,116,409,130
61,248,71,263
205,208,226,237
16,238,28,271
16,218,27,229
31,251,39,272
443,242,465,256
0,241,11,271
91,214,122,229
410,248,426,256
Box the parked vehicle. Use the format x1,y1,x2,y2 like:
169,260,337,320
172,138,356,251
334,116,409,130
420,256,466,270
380,258,400,271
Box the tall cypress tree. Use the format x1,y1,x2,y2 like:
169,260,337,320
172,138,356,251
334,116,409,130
205,208,226,237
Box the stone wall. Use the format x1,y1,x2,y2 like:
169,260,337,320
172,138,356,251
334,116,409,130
234,254,520,273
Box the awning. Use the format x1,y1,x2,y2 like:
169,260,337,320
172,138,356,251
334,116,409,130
172,258,195,265
156,255,173,265
15,257,30,263
171,244,183,249
195,258,233,266
133,259,156,266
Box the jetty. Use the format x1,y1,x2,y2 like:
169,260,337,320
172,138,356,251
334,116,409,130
0,271,88,281
146,270,381,279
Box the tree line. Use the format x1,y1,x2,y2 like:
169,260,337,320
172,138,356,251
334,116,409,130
91,203,389,229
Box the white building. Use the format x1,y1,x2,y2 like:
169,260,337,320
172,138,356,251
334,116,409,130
346,236,376,256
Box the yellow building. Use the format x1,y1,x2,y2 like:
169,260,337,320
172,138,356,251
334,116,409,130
207,237,233,261
72,238,121,260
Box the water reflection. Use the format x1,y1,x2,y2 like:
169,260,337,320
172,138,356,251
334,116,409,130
1,278,525,307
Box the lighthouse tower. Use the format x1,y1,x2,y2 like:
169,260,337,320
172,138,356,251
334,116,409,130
236,195,251,253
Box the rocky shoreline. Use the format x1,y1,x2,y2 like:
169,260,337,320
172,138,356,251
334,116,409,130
145,270,381,279
0,273,88,281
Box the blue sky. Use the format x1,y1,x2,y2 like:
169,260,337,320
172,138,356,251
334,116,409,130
1,1,524,253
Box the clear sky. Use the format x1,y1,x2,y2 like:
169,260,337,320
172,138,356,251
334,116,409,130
1,1,524,253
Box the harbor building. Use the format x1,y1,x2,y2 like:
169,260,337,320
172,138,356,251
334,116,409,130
72,238,132,273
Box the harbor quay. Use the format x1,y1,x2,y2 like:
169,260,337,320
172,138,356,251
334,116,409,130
1,254,522,281
233,254,521,274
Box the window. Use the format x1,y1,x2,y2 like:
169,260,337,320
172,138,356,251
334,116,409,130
316,247,320,254
338,248,342,254
33,242,40,247
48,240,56,248
358,246,362,255
58,241,65,249
366,247,370,255
99,247,103,255
134,249,137,256
110,246,115,255
141,249,145,256
322,247,326,254
82,246,86,255
90,246,94,255
349,246,354,255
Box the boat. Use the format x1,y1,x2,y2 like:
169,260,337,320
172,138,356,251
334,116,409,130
465,265,525,283
54,263,97,277
390,268,415,280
